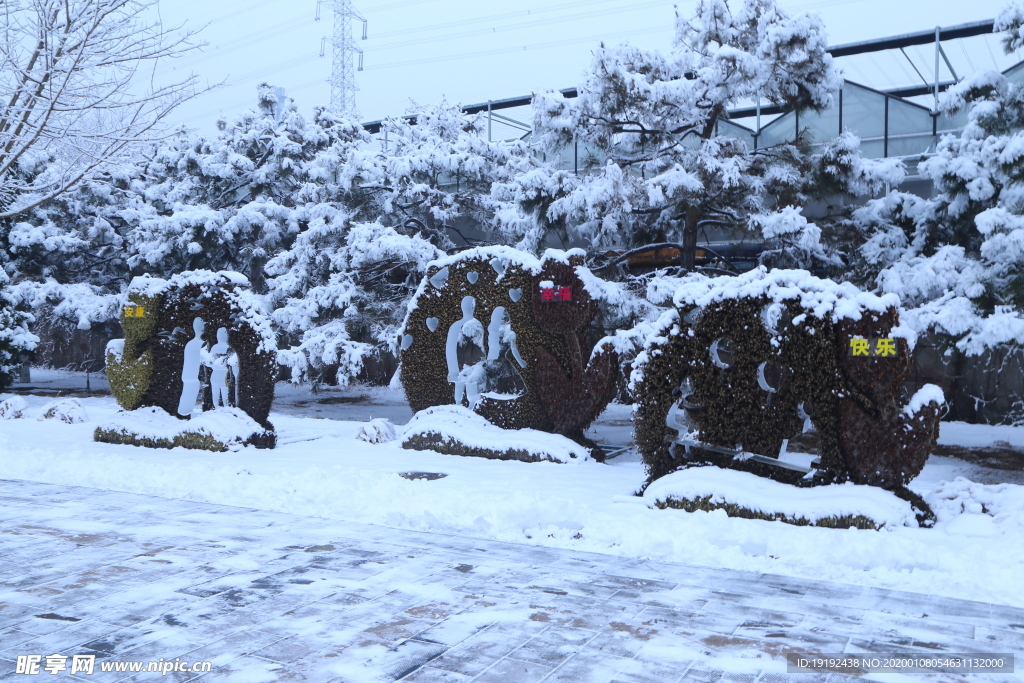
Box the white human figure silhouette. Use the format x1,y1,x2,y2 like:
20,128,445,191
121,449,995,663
177,317,206,416
209,327,235,408
446,296,485,407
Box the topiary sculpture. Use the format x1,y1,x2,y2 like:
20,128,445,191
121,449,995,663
101,271,277,449
631,268,942,520
399,247,617,456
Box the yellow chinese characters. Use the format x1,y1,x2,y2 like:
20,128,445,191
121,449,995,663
849,336,897,357
123,305,145,318
849,337,870,356
875,338,896,356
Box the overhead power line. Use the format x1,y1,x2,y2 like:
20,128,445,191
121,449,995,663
364,23,672,72
168,0,263,21
183,22,671,124
358,0,441,12
158,16,317,74
203,0,284,28
362,0,672,54
203,53,323,93
160,0,670,82
177,22,671,128
368,0,662,41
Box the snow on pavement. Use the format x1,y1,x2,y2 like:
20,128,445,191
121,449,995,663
3,478,1019,683
0,390,1023,612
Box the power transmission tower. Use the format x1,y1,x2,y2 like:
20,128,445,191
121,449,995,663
328,0,367,118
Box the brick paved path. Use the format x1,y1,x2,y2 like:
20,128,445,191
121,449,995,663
0,479,1020,682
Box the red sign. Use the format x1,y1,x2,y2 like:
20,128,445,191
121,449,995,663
540,285,572,302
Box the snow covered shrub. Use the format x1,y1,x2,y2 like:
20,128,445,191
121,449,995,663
927,476,1024,526
269,222,443,387
401,405,591,463
99,271,277,449
643,468,921,530
94,406,273,453
631,269,942,508
39,399,88,424
355,418,397,444
0,396,28,419
399,247,618,455
94,426,226,452
652,495,882,530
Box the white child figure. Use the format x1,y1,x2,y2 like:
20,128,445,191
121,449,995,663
177,317,206,416
209,327,236,408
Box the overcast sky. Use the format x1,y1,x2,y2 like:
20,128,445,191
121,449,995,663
154,0,1016,133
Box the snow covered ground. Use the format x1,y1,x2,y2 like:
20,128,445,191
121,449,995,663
1,371,1023,613
6,478,1020,683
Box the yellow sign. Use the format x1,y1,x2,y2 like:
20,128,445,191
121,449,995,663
848,336,897,357
124,306,145,318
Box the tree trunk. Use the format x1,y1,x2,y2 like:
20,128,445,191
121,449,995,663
681,206,700,271
18,352,30,383
249,255,266,294
679,107,720,272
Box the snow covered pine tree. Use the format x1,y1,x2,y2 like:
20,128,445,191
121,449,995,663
0,268,36,389
845,3,1024,416
268,104,533,386
494,0,900,273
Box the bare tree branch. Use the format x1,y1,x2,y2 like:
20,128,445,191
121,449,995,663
0,0,204,218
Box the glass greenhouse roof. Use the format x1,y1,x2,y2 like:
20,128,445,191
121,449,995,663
365,18,1024,177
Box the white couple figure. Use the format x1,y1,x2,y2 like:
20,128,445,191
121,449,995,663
444,297,526,408
176,319,238,416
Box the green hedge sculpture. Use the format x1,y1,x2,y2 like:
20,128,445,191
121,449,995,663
101,271,277,449
631,269,943,523
399,247,617,457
